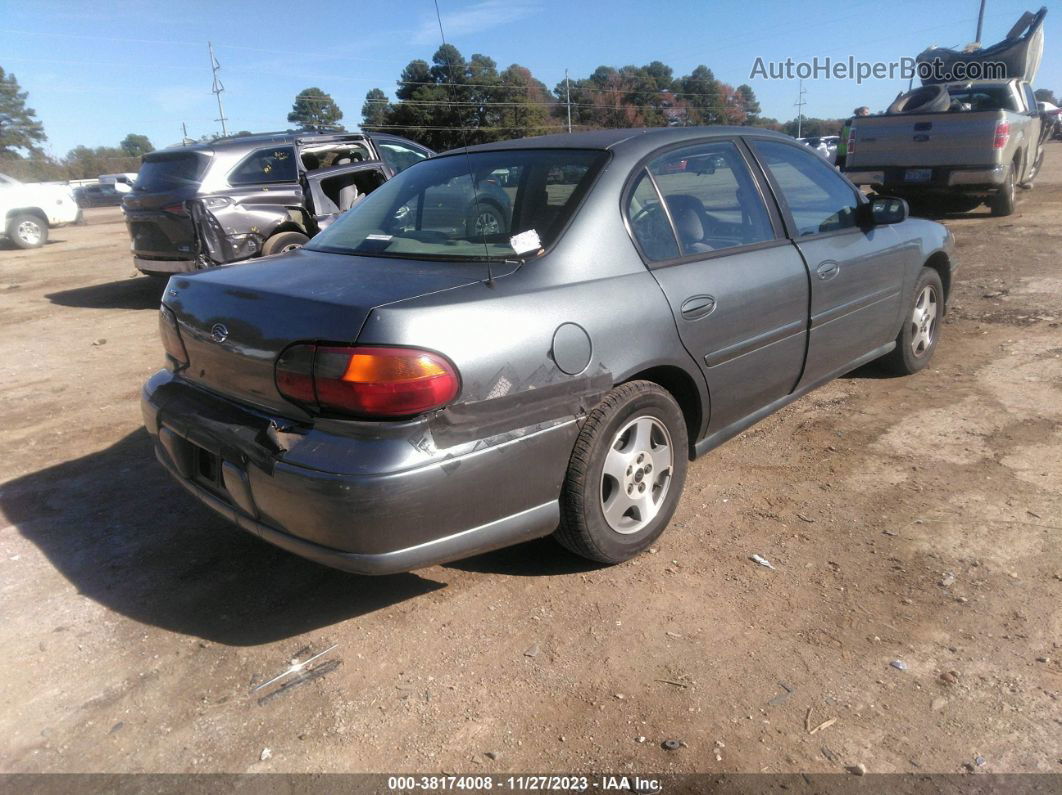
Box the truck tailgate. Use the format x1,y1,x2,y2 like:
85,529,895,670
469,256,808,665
849,111,1002,167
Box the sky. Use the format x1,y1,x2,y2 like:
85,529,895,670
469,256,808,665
2,0,1059,157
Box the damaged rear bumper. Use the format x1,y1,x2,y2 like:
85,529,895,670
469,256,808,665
134,256,198,275
142,371,577,575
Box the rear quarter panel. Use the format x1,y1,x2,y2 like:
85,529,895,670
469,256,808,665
359,265,703,443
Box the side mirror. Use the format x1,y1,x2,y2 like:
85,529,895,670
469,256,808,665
862,196,908,226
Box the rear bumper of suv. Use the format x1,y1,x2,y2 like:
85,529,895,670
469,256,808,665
134,256,198,275
142,371,577,575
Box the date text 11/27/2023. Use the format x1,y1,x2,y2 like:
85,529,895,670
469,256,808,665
386,775,662,792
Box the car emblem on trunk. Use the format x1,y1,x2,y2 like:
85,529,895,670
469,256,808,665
210,323,229,343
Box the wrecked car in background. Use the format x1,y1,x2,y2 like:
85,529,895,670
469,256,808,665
144,127,955,575
123,131,435,276
843,7,1049,217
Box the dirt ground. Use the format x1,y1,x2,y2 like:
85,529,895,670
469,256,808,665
1,150,1060,778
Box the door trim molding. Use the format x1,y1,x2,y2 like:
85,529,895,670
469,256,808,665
811,286,901,328
703,319,806,368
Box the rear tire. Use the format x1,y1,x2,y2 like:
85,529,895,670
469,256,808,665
886,85,950,114
990,167,1016,217
556,381,688,564
261,231,309,256
879,267,943,376
7,213,48,249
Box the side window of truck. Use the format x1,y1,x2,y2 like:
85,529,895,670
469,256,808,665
751,140,859,237
1021,83,1037,114
229,147,298,185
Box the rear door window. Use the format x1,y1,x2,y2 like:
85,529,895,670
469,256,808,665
228,146,297,185
626,171,679,261
627,140,774,260
751,140,859,236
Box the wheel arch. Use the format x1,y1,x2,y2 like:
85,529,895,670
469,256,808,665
268,220,309,237
622,364,705,458
924,250,952,309
6,207,49,226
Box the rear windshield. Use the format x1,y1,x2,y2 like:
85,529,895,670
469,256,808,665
134,152,208,193
307,149,608,261
947,85,1017,112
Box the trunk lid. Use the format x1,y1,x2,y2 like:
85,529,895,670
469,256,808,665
848,110,1006,168
162,248,490,416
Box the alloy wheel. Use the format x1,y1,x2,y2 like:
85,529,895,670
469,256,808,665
910,284,938,358
600,415,674,534
473,210,502,236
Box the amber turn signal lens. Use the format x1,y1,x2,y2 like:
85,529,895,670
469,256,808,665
275,344,460,418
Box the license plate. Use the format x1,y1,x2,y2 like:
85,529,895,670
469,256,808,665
904,168,932,183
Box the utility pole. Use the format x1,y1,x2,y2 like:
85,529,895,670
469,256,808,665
565,69,572,133
975,0,987,44
208,42,229,138
794,79,807,138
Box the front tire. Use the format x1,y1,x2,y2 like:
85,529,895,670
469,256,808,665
7,213,48,249
879,267,943,375
556,381,688,564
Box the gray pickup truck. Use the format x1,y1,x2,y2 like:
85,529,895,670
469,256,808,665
844,79,1046,216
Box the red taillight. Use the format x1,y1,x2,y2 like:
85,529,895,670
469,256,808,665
993,121,1010,149
162,202,188,216
275,344,460,418
159,305,188,368
847,127,856,155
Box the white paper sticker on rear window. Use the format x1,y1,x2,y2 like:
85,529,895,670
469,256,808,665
366,233,393,241
509,229,541,255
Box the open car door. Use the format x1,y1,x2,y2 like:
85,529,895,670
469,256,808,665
302,161,389,233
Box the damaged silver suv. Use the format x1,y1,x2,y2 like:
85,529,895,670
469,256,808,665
123,131,435,276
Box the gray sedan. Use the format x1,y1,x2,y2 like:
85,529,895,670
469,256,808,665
143,127,955,574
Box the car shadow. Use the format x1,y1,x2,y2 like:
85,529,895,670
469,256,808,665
0,239,64,251
842,361,898,380
446,535,604,577
0,429,443,646
46,277,167,311
908,206,991,221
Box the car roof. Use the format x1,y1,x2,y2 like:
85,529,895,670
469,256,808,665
151,130,375,157
444,126,793,157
